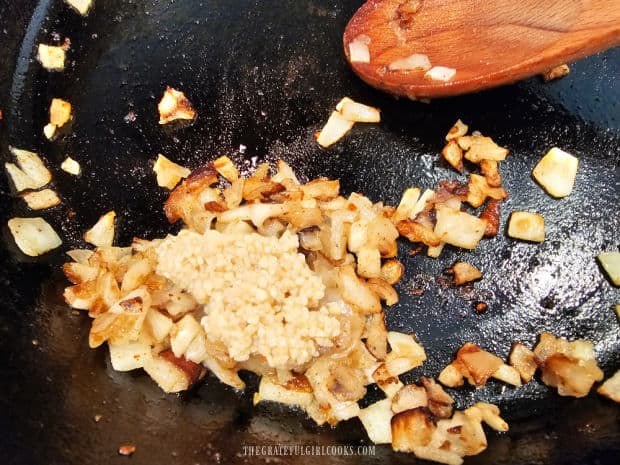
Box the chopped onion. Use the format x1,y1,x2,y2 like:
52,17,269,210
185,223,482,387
37,44,66,70
336,97,381,123
8,217,62,256
153,154,191,189
425,66,456,82
598,252,620,285
61,156,81,175
84,211,116,247
507,211,545,243
316,111,355,148
348,35,371,63
388,54,431,71
21,188,61,210
65,0,93,16
358,398,393,444
532,147,578,198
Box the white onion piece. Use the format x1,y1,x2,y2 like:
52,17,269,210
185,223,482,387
316,111,355,148
425,66,457,82
388,54,431,71
8,217,62,256
349,35,371,63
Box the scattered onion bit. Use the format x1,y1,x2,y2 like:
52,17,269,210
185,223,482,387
65,0,93,15
37,44,66,70
316,111,355,148
153,154,191,190
445,119,468,141
348,34,371,63
118,445,136,456
388,53,431,71
597,252,620,286
542,64,570,82
157,86,196,124
507,211,545,243
213,155,239,182
532,147,578,198
597,370,620,403
61,156,81,175
5,147,52,191
84,211,116,247
49,98,72,127
336,97,381,123
8,217,62,256
424,66,456,82
447,261,482,285
533,332,603,398
21,188,61,210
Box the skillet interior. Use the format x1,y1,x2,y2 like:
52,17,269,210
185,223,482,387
0,1,618,464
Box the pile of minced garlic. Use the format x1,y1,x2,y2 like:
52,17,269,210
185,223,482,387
155,229,342,369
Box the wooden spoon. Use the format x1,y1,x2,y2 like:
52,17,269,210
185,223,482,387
343,0,620,98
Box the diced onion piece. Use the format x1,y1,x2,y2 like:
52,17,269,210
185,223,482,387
392,187,421,224
61,156,81,175
43,123,56,140
255,376,315,408
597,370,620,403
143,354,191,393
153,154,191,189
465,402,508,432
37,44,66,70
213,155,239,182
450,261,482,285
434,207,486,250
9,147,52,188
336,98,381,123
598,252,620,285
411,445,463,465
316,111,355,148
336,264,382,314
66,248,93,264
21,188,61,210
380,259,404,285
438,362,464,388
424,66,456,82
507,211,545,243
509,342,537,383
84,211,116,247
49,98,72,127
388,53,431,71
391,385,428,414
358,398,393,444
8,217,62,256
357,247,381,278
391,408,436,453
65,0,93,15
144,309,174,343
532,147,578,198
542,64,570,82
385,332,426,376
5,163,39,192
109,341,152,371
492,364,522,386
458,136,509,162
157,86,196,124
442,140,464,172
170,314,202,358
446,119,468,141
349,35,371,63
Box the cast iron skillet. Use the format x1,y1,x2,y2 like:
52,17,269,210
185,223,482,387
0,1,618,464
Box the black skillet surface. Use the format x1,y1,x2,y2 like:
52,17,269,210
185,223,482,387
0,1,619,464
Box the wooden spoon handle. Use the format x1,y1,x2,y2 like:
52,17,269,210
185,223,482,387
344,0,620,98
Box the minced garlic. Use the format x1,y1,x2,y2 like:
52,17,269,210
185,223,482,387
155,229,341,369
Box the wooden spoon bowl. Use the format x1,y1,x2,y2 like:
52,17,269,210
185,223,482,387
343,0,620,98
